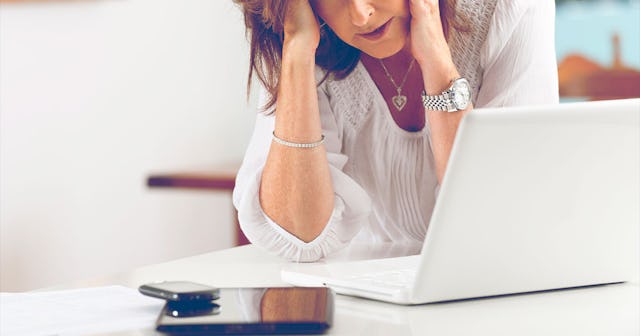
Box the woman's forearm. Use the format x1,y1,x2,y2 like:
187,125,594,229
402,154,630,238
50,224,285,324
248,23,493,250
420,55,473,183
408,0,473,184
259,43,335,243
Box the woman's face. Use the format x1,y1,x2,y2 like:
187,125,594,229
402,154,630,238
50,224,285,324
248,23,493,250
310,0,410,59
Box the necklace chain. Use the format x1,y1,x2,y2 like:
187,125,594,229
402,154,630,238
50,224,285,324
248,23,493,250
379,58,415,96
379,58,416,111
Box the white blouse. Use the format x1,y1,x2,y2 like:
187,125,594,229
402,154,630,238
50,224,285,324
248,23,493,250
233,0,559,262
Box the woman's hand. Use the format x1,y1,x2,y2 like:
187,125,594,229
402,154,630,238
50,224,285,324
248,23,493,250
408,0,458,92
283,0,321,52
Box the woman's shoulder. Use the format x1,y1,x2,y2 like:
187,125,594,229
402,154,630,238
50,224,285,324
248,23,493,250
480,0,554,62
455,0,542,33
450,0,549,66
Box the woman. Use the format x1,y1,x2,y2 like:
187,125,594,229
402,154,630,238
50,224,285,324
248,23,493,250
232,0,558,261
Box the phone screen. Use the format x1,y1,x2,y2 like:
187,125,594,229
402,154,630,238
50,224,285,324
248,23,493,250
156,287,333,335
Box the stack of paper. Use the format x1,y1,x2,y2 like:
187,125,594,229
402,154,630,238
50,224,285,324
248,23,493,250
0,286,165,336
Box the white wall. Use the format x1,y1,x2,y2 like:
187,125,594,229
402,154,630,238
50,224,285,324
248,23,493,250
0,0,257,291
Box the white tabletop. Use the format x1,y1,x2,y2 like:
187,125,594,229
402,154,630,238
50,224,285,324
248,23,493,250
52,244,639,336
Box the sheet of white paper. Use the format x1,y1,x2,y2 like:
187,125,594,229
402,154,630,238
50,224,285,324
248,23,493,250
0,285,165,336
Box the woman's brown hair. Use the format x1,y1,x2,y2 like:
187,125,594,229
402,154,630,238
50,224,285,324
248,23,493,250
234,0,463,111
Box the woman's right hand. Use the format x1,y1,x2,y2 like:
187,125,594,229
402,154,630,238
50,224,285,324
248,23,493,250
283,0,321,52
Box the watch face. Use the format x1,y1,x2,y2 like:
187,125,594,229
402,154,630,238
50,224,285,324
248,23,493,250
451,79,471,110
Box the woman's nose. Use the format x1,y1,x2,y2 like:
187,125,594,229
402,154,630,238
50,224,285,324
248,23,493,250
348,0,374,27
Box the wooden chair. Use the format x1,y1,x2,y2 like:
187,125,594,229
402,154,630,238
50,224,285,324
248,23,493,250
147,163,250,246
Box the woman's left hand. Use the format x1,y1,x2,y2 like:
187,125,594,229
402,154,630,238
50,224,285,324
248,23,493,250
408,0,458,91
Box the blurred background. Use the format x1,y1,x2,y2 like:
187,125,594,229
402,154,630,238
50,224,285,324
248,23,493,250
1,0,639,292
556,0,640,100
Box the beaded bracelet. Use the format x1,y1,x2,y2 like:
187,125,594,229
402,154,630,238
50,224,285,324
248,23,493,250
272,131,325,148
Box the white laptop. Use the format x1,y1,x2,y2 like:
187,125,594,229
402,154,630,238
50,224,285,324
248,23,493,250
281,99,640,305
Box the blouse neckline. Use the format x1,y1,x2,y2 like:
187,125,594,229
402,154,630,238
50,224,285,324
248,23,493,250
354,61,429,139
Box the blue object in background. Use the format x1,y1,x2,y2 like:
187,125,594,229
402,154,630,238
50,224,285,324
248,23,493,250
556,0,640,68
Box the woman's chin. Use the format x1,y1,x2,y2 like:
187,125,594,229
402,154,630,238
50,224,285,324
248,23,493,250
360,40,406,59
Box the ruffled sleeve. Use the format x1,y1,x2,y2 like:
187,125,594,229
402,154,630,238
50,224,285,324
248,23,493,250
476,0,559,107
232,71,372,262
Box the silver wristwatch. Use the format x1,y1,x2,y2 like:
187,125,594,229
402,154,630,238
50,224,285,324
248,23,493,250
421,78,471,112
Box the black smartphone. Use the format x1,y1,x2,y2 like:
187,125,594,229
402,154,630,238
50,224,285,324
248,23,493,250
155,287,334,335
139,281,220,303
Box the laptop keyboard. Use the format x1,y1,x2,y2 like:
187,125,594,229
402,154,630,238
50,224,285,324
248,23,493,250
344,269,416,289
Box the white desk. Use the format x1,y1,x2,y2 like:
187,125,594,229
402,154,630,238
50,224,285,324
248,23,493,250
53,244,639,335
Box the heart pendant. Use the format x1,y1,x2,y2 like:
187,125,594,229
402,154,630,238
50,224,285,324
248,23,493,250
392,95,407,111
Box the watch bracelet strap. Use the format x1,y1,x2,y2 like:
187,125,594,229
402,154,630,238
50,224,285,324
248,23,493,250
421,91,451,111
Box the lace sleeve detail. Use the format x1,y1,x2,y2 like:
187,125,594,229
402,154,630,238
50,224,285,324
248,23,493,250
325,65,376,135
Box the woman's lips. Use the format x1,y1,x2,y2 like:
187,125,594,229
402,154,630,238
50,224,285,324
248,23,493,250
358,19,392,41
